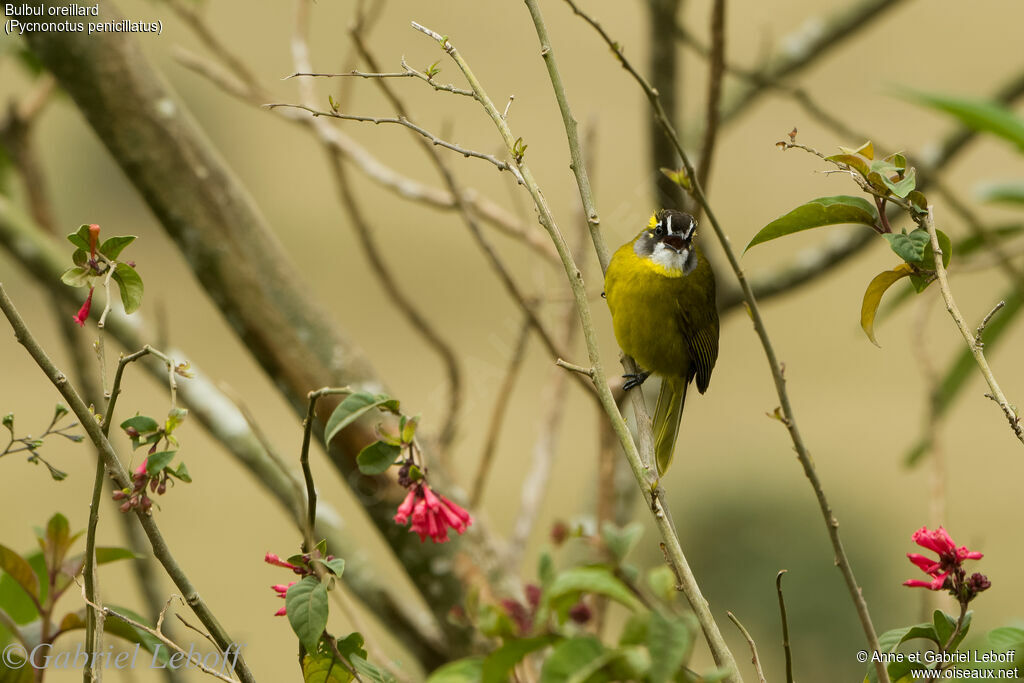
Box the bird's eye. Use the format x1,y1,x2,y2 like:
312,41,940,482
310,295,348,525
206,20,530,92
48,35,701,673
654,224,665,237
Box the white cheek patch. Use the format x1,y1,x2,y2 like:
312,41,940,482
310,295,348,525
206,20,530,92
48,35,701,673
651,243,698,274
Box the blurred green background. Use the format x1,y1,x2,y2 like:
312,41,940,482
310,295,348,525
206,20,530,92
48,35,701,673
1,0,1023,680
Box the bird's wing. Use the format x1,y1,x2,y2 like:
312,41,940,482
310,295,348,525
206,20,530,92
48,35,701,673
676,301,719,394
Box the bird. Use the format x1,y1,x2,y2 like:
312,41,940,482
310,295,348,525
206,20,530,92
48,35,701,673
604,209,719,475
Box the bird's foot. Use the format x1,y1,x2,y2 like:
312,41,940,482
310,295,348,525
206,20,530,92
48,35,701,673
622,370,651,391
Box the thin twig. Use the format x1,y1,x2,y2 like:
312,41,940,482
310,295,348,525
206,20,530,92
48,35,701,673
566,6,886,680
975,301,1006,346
300,387,353,553
0,285,255,683
922,206,1024,447
726,611,767,683
263,103,525,183
471,317,530,508
776,571,794,683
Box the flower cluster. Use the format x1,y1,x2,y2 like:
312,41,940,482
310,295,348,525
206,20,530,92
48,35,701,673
393,481,472,543
904,526,990,603
112,459,172,514
264,552,325,616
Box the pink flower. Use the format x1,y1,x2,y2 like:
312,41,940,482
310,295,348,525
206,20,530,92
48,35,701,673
393,483,473,544
73,288,94,327
903,526,987,600
271,582,295,617
264,552,300,571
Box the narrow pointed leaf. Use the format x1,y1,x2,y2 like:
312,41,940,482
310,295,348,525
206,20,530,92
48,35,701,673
324,392,399,445
746,196,878,252
900,89,1024,152
0,544,39,601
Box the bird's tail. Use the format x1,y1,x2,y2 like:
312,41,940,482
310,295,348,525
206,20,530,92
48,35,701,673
653,376,688,475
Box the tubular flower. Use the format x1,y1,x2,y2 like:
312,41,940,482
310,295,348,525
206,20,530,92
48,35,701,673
903,526,990,602
393,482,472,543
265,552,317,616
271,582,295,617
73,288,94,327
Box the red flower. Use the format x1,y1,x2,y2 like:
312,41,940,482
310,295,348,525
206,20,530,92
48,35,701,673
73,287,94,327
271,582,295,617
903,526,988,601
393,482,472,543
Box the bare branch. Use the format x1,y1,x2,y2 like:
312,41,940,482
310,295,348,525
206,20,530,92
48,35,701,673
922,206,1024,447
263,103,526,182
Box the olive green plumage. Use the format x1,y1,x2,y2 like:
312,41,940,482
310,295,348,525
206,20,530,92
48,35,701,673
604,209,719,475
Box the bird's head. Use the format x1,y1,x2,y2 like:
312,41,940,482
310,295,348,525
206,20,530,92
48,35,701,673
634,209,699,274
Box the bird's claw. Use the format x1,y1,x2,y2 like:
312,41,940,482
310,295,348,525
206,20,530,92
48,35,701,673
622,370,651,391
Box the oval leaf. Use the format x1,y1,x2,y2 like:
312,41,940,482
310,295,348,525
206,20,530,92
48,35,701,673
112,263,144,314
539,636,605,683
355,441,402,476
861,264,913,347
546,566,642,612
67,225,92,251
60,267,92,288
0,544,39,601
324,392,399,445
648,610,694,683
746,196,879,252
286,576,329,652
98,235,137,261
883,229,930,265
426,657,484,683
482,636,557,683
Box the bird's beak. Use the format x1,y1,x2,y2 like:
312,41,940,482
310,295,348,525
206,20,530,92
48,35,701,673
662,235,687,252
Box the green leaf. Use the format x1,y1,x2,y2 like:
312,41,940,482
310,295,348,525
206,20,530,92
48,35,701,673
599,522,643,564
988,626,1024,650
883,166,917,198
957,224,1024,258
169,462,192,483
44,514,71,568
60,266,92,288
111,263,144,314
67,225,92,251
745,196,879,252
164,407,188,434
324,392,400,445
426,657,484,682
539,636,606,683
0,545,39,601
482,636,558,683
350,654,395,683
934,609,972,651
302,650,355,683
900,89,1024,152
647,610,694,683
646,565,676,603
286,576,330,652
883,229,930,264
98,235,136,261
860,264,913,346
619,612,650,646
825,153,871,177
838,140,875,159
121,415,159,435
400,415,419,444
546,567,642,612
355,441,402,476
72,248,88,267
920,228,953,270
316,558,346,577
866,622,942,683
976,180,1024,206
145,451,176,475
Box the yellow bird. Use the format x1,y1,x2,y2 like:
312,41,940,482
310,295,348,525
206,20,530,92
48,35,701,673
604,209,719,475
